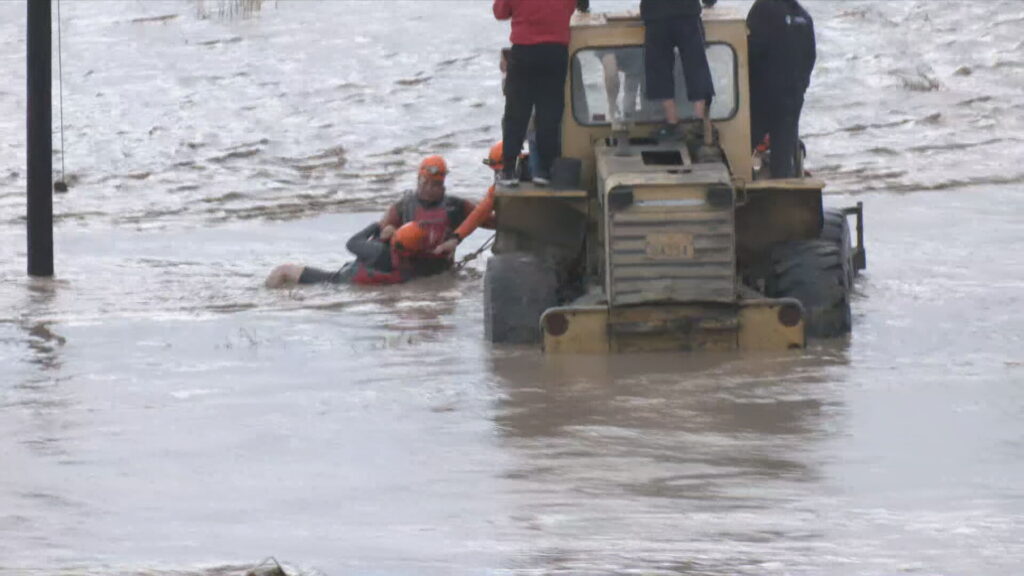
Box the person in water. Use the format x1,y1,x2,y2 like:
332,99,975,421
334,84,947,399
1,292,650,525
263,220,428,288
264,155,494,288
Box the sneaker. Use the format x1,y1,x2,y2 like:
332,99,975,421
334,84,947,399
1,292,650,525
532,170,551,186
497,168,519,187
652,122,684,141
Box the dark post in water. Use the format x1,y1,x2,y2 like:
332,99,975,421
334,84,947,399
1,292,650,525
27,0,54,277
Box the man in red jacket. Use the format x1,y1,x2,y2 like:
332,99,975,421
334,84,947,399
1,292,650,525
493,0,588,187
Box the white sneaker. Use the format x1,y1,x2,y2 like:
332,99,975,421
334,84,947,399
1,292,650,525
498,169,519,187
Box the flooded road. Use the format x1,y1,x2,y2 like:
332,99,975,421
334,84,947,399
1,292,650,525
1,1,1023,575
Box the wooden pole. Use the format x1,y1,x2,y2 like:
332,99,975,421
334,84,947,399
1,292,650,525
27,0,54,277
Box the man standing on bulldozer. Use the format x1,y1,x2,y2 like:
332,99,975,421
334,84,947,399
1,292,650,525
640,0,719,145
492,0,588,187
747,0,816,178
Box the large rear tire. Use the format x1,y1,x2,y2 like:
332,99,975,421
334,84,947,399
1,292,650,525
484,253,558,344
766,239,852,338
820,208,855,287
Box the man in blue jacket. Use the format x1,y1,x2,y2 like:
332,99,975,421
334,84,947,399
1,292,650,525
747,0,816,178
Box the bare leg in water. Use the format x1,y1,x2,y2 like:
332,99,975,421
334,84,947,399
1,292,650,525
264,264,305,288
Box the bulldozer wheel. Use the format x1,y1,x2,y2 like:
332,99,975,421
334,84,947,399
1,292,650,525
766,239,852,338
820,208,855,287
484,253,558,344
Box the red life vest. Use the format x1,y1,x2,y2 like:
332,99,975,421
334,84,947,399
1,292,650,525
400,196,453,258
401,195,468,278
351,247,410,286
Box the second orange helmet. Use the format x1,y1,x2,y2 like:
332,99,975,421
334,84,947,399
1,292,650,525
392,221,428,254
483,142,504,172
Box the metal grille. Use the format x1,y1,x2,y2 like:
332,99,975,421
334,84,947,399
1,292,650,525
608,203,736,305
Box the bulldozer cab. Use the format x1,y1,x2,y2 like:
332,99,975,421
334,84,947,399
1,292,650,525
483,8,866,354
565,8,752,187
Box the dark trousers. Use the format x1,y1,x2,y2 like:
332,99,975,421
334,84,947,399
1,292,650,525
757,98,803,179
503,43,569,174
643,15,714,103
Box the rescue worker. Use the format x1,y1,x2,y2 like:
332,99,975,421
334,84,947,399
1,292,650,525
435,142,507,256
264,156,492,288
376,155,492,267
641,0,718,144
493,0,587,187
747,0,816,178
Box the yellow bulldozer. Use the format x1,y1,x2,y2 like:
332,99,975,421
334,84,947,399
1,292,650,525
484,7,866,353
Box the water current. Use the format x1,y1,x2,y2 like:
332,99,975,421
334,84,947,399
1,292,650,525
1,1,1023,575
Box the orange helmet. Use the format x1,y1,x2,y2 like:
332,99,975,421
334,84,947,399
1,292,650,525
392,221,428,254
483,141,504,172
418,155,448,182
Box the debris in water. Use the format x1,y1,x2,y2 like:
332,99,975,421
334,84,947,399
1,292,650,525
895,65,941,92
130,14,179,24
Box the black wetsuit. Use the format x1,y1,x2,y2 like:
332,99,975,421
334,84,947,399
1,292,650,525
297,222,392,284
747,0,816,178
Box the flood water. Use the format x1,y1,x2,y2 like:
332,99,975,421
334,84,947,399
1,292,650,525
1,1,1023,575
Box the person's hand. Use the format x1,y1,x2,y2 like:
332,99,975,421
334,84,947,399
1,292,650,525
432,238,459,256
500,48,510,74
379,225,396,241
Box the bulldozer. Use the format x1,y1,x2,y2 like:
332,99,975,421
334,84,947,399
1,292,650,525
484,7,866,353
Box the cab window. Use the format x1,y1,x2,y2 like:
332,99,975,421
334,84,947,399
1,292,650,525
571,44,737,125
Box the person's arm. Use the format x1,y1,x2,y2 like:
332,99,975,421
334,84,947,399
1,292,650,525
378,203,401,240
493,0,514,20
807,19,817,83
746,1,770,55
457,189,497,236
346,222,389,265
434,187,497,255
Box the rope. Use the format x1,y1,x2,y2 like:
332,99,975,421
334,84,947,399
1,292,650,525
454,234,495,271
55,0,67,191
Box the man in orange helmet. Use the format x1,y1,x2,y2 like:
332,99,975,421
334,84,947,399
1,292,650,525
265,155,493,288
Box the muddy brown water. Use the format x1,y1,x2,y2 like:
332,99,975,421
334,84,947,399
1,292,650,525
1,1,1023,575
